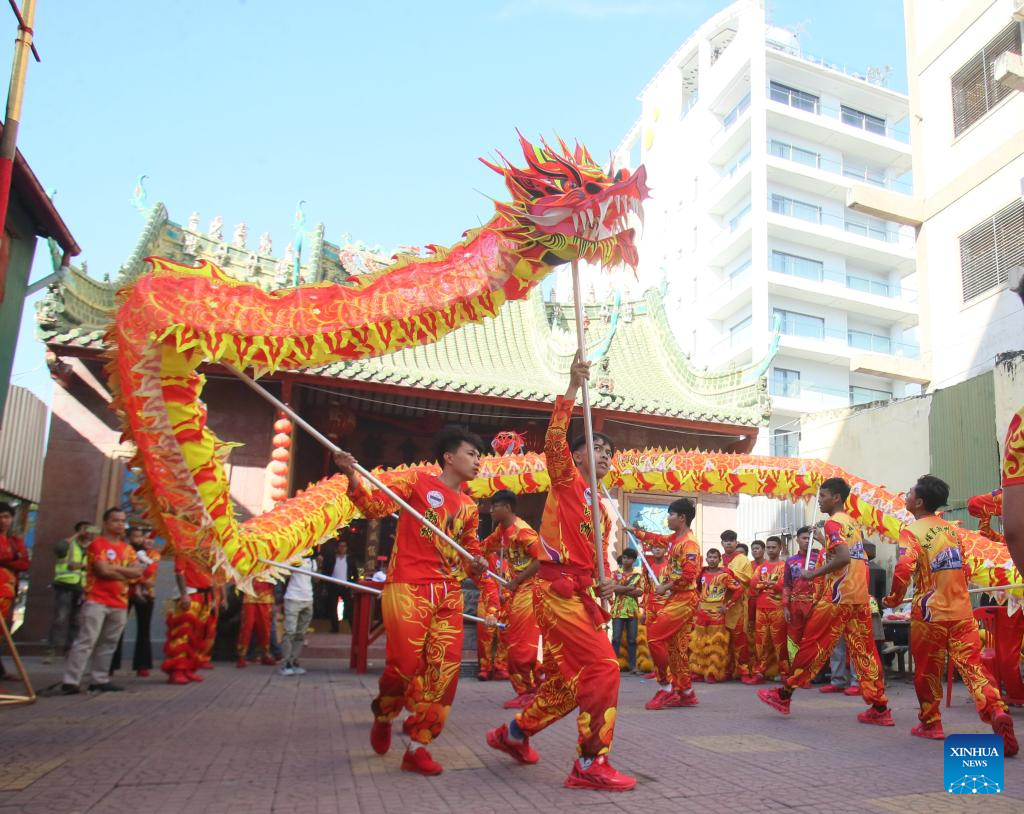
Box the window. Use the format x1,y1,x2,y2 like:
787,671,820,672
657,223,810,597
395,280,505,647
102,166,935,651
841,105,886,136
770,194,822,224
769,81,819,113
770,250,823,281
769,139,820,168
722,91,750,128
771,428,799,457
773,308,824,340
771,368,801,398
846,274,896,298
848,329,892,354
841,159,886,187
728,201,752,231
729,258,752,279
849,386,892,406
729,315,752,348
951,22,1022,136
959,199,1024,302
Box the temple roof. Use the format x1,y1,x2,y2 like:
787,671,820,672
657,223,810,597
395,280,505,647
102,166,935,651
35,202,773,428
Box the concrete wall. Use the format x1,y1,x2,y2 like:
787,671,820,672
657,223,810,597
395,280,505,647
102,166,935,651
995,350,1024,443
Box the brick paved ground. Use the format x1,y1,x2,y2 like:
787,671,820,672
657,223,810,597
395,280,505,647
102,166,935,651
3,656,1023,813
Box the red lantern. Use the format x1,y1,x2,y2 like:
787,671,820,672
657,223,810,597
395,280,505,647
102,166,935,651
273,432,292,448
270,475,289,489
274,418,293,434
270,488,288,502
270,461,289,476
272,448,290,462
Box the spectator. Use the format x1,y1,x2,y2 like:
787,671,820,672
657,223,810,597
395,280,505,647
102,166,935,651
44,521,94,664
610,548,643,673
110,527,160,677
61,508,145,694
280,550,316,676
0,502,30,680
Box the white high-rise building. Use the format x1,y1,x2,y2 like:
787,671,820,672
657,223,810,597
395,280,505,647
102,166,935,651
613,0,924,537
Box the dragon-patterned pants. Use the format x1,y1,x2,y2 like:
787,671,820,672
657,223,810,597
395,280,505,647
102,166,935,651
724,601,751,678
911,618,1006,726
754,606,788,678
515,580,620,757
161,592,212,676
647,591,699,692
691,609,730,681
373,581,463,745
476,617,508,676
785,597,816,660
504,582,542,694
237,602,272,657
784,602,888,707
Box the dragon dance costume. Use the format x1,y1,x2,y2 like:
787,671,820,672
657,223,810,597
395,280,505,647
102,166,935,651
751,558,788,679
722,550,753,678
691,567,742,682
162,556,214,683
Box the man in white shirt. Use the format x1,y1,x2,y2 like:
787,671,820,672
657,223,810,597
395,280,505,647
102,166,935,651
280,550,316,676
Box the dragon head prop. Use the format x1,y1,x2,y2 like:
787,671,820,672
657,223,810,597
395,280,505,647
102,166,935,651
483,133,648,269
491,430,527,456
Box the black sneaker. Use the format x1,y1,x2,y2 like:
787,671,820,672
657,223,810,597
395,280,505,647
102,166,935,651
61,683,81,695
88,683,124,692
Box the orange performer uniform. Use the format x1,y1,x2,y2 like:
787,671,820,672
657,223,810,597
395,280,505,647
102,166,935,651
511,396,619,758
722,550,753,678
0,528,29,626
475,555,509,679
778,513,888,709
347,468,480,751
885,515,1015,749
236,579,276,666
691,567,742,682
482,518,543,697
997,408,1024,702
967,489,1003,542
162,556,214,684
783,548,823,658
751,558,787,680
638,528,702,706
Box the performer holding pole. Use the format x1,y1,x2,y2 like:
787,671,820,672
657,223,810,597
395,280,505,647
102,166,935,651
332,426,489,777
486,358,635,792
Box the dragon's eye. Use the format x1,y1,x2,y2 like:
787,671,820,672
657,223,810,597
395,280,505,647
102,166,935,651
614,170,627,182
585,183,601,194
544,186,559,195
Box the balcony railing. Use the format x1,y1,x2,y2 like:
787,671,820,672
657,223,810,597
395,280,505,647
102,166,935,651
767,139,912,193
768,253,916,302
722,91,751,129
773,317,920,358
768,195,915,248
765,83,910,143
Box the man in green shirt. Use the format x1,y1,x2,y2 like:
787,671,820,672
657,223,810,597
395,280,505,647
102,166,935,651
44,521,94,662
611,548,644,674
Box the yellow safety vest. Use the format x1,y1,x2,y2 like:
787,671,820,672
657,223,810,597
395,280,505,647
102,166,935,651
54,538,85,588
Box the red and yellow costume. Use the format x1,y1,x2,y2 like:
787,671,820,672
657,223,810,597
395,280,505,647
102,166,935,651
967,490,1003,542
0,530,29,625
482,518,542,694
475,555,509,678
162,556,214,680
641,555,669,624
237,579,275,660
637,529,701,693
691,567,742,682
514,396,618,758
722,550,753,678
1004,407,1024,488
886,515,1006,727
348,469,480,746
783,549,823,658
751,558,788,678
783,513,887,707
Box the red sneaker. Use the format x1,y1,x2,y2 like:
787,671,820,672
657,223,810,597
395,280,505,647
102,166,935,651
691,674,705,683
818,684,843,693
185,671,205,683
167,671,189,685
502,692,534,710
197,661,214,670
401,746,443,776
259,655,277,666
857,707,894,726
564,755,636,791
644,689,674,710
486,724,540,765
665,689,699,707
757,687,791,716
911,721,945,740
493,668,510,681
477,671,491,682
370,720,391,755
136,669,150,678
844,686,861,697
993,711,1019,757
705,676,718,685
643,671,657,680
741,674,765,685
236,657,247,669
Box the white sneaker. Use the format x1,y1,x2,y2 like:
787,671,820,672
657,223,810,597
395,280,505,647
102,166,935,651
290,663,307,675
279,664,295,676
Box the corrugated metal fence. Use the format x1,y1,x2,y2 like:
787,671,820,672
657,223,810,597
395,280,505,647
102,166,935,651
0,385,47,502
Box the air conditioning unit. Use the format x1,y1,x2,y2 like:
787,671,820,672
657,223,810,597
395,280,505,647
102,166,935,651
1014,0,1024,23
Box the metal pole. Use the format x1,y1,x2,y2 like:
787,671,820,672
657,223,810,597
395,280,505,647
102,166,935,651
229,367,508,587
600,484,657,581
259,559,504,626
966,583,1024,595
0,0,37,258
569,259,606,589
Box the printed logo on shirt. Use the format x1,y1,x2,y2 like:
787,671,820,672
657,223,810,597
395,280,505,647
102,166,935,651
105,548,117,561
583,488,592,503
426,489,445,509
944,734,1004,794
932,546,963,572
849,540,867,561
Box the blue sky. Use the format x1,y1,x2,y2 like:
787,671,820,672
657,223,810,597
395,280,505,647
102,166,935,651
7,0,907,404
